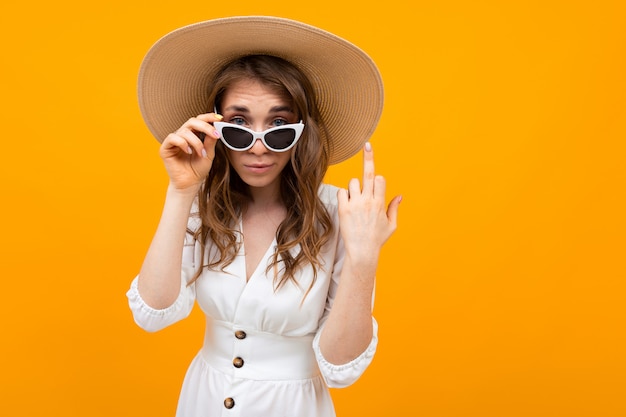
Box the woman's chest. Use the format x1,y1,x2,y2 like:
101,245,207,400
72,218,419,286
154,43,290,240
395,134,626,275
194,250,332,337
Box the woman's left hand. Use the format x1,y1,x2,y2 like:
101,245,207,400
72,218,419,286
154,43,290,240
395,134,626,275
321,142,400,364
337,142,401,266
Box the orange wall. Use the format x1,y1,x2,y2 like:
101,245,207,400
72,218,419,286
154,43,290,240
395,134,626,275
1,1,625,416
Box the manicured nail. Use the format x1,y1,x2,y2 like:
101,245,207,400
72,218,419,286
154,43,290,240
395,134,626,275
213,130,220,138
365,142,372,151
187,146,193,155
202,148,208,158
214,113,223,120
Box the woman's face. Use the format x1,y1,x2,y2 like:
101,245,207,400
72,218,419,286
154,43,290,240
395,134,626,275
220,79,297,194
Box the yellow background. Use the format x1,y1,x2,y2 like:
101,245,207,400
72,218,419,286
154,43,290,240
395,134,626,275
1,1,624,416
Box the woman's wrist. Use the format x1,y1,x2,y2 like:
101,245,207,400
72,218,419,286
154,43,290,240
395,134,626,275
166,182,201,200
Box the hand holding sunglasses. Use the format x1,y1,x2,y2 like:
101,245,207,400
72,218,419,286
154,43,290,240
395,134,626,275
214,121,304,152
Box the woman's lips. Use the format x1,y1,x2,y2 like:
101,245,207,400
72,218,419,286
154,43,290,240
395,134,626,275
245,163,273,174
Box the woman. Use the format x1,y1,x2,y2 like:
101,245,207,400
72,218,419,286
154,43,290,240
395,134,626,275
127,16,401,416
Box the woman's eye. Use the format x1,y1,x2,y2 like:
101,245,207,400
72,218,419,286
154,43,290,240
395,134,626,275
272,119,288,127
230,117,246,126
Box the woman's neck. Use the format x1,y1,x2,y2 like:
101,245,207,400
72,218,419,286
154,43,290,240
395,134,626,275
243,184,286,224
247,182,283,207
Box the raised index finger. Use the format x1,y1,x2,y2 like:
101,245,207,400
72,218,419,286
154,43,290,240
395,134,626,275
362,142,376,195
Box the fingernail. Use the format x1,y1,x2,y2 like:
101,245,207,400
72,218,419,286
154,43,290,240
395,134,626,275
187,146,193,155
213,130,220,138
202,149,208,158
214,113,223,120
365,142,372,151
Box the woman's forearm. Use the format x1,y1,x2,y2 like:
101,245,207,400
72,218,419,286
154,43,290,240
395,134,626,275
318,255,378,365
137,184,199,309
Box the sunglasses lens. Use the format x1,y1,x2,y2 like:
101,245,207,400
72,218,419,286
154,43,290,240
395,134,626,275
265,129,297,150
221,126,253,149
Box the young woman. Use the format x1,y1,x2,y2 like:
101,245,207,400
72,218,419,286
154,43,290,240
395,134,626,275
127,16,401,416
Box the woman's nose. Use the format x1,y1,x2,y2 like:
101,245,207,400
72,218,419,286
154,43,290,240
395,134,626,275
248,137,268,153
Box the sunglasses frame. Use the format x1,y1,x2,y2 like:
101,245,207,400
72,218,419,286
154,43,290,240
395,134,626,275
213,121,305,152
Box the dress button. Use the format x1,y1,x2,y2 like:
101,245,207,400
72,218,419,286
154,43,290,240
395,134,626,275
224,397,235,409
235,330,247,340
233,357,244,368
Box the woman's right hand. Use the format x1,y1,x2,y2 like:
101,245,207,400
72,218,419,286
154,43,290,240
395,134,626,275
159,113,223,191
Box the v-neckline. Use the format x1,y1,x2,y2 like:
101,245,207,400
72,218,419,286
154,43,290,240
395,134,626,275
239,220,277,283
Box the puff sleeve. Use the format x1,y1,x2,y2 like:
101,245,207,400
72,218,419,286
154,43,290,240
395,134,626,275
313,317,378,388
126,269,196,332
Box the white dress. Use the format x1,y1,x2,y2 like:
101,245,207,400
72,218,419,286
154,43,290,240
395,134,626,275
127,184,378,417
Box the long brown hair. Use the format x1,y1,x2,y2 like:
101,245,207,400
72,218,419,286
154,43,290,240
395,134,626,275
189,55,334,295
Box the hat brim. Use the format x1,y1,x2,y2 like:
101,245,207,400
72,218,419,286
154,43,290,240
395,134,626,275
138,16,384,165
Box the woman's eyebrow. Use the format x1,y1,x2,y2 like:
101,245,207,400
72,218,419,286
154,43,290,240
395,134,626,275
223,105,250,113
270,105,294,114
221,104,294,114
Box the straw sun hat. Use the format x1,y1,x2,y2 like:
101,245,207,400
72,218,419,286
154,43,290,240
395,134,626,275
137,16,384,165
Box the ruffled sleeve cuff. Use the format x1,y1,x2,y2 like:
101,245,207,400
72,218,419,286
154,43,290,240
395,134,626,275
126,269,196,332
312,317,378,388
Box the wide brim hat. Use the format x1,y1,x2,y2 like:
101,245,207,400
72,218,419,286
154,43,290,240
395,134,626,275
137,16,384,165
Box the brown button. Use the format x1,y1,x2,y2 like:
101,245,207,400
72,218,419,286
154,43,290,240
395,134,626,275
235,330,247,340
224,397,235,409
233,357,244,368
